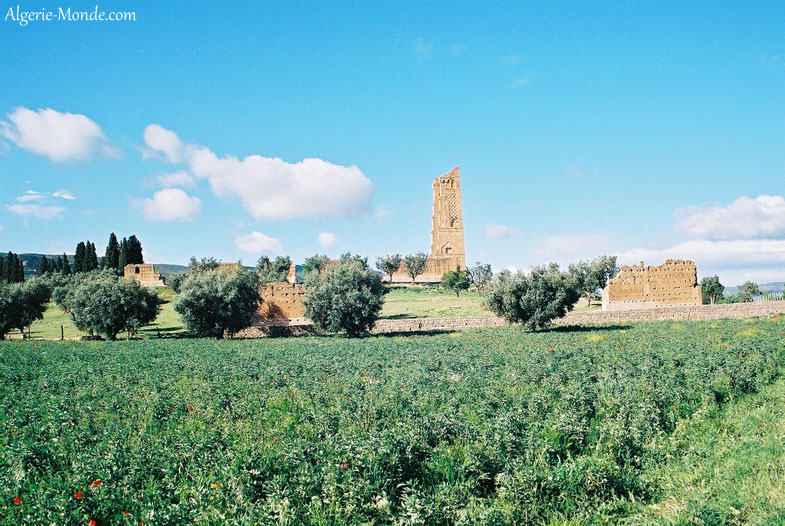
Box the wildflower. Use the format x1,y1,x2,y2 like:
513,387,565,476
13,497,21,505
213,482,220,489
92,480,101,487
341,461,349,469
290,391,295,398
188,405,194,412
88,520,97,526
75,491,83,500
674,408,679,412
124,510,130,516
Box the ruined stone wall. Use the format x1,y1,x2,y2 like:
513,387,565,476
123,264,165,287
603,259,702,311
259,282,306,320
234,301,785,338
391,166,466,283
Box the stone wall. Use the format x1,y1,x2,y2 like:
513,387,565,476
235,301,785,338
123,264,164,287
259,282,306,319
603,259,702,311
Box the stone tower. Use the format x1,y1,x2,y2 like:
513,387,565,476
427,167,466,275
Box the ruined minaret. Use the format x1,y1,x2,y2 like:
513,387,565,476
429,166,466,270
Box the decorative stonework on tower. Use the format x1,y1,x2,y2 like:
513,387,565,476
391,166,467,283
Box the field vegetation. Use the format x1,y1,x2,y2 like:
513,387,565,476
2,318,784,524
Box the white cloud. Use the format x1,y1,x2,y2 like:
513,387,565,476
142,124,183,162
136,188,201,222
144,125,373,221
675,195,785,240
6,204,65,220
52,190,75,200
16,191,45,203
502,55,520,66
535,233,613,259
318,232,337,249
485,223,519,238
155,170,196,189
0,107,117,161
235,231,284,254
616,239,785,267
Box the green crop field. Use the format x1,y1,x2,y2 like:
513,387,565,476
2,318,784,525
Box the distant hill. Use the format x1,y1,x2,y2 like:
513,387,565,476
725,282,783,297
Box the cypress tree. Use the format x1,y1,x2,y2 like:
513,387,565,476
61,253,71,276
74,242,86,273
39,255,49,276
0,254,5,282
85,241,98,271
54,256,62,273
15,254,24,282
6,252,17,283
118,237,128,271
103,233,120,273
127,235,143,264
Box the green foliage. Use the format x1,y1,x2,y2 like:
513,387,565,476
700,275,725,304
466,262,493,292
1,319,784,524
736,281,762,303
486,264,580,330
441,265,470,297
127,235,144,265
68,272,162,340
2,252,25,283
0,283,13,339
403,252,428,283
303,255,385,336
173,267,260,339
376,254,402,283
102,232,120,273
256,255,292,284
167,272,187,294
568,255,619,306
74,241,86,273
302,253,330,276
38,256,49,276
60,253,71,276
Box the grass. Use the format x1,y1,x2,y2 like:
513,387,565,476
627,375,785,525
379,284,491,319
2,318,784,524
23,286,184,340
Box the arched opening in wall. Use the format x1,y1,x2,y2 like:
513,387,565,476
443,244,452,255
450,218,458,227
135,267,140,274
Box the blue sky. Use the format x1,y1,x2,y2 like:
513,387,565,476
1,1,784,285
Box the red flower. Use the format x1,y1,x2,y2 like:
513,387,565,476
188,405,194,412
75,491,83,500
13,497,21,505
88,520,97,526
213,482,220,489
170,405,175,409
674,407,679,412
124,510,130,516
341,461,349,469
92,480,101,487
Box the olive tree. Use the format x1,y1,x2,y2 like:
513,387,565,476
174,267,260,339
568,256,618,307
256,255,292,284
69,273,162,340
466,262,493,292
8,279,52,338
700,275,724,305
485,264,580,331
402,252,428,284
441,265,470,297
736,281,762,303
303,255,385,337
376,254,402,284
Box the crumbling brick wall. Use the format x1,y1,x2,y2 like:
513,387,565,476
123,264,165,287
259,282,306,319
603,259,702,311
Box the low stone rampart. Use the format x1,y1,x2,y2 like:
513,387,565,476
235,301,785,337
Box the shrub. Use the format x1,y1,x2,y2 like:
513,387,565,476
441,265,470,297
303,254,385,336
485,264,580,330
8,279,52,337
402,252,428,283
69,272,162,340
174,266,260,339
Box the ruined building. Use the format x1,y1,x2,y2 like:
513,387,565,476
392,167,466,282
124,264,165,287
602,259,702,311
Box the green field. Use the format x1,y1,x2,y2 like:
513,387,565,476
2,318,784,524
